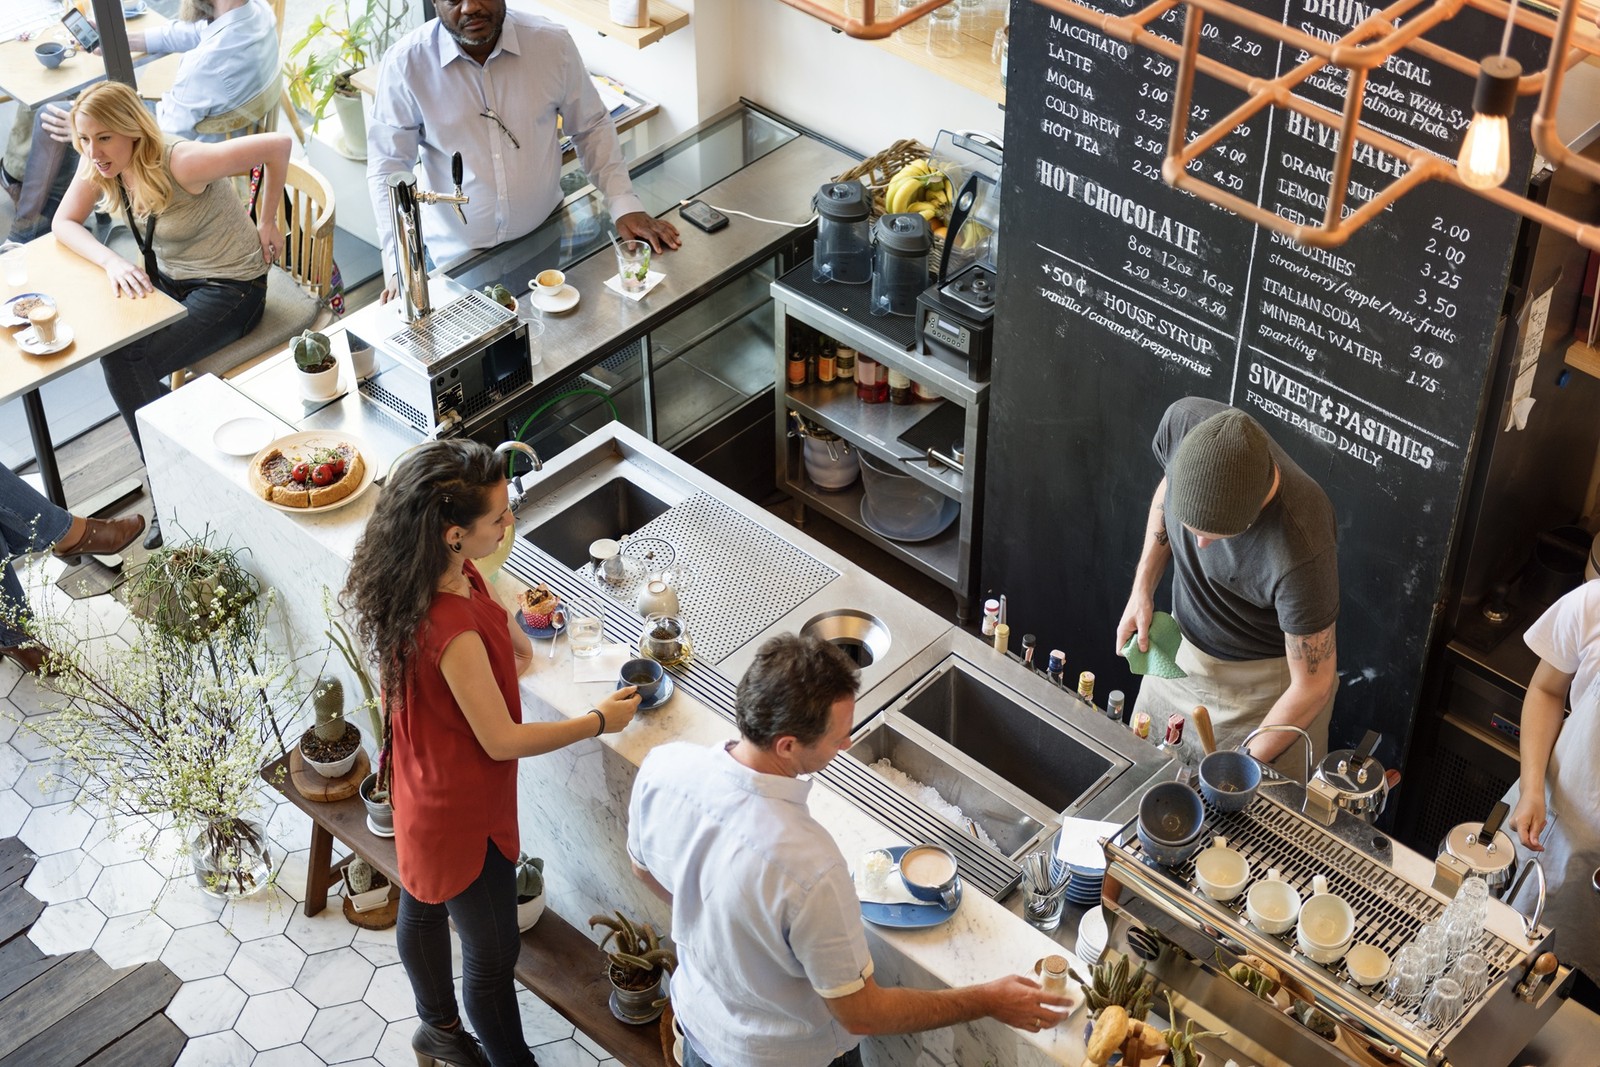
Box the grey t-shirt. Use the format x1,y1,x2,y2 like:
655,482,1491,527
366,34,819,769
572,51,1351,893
1154,398,1339,660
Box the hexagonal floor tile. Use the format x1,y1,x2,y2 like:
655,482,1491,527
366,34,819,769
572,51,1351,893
83,815,159,867
304,1001,386,1063
17,800,94,854
172,1030,254,1067
373,1018,421,1067
0,789,28,836
159,922,241,980
0,743,25,791
27,897,105,954
165,973,247,1036
88,859,170,917
154,877,228,929
24,849,101,903
234,986,316,1050
351,926,401,968
295,945,374,1008
276,848,314,905
7,673,58,718
365,963,417,1023
11,758,81,807
267,802,313,853
6,716,61,762
529,1038,600,1067
284,901,358,955
93,910,174,969
218,884,294,941
516,985,578,1046
227,933,307,994
250,1044,327,1067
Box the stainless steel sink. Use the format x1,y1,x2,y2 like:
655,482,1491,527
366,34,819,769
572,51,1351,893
519,476,671,568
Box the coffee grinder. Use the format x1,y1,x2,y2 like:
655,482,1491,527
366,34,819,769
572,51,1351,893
916,132,1002,382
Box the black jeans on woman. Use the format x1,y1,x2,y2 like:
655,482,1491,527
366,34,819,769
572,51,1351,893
397,840,535,1067
101,272,267,453
683,1037,863,1067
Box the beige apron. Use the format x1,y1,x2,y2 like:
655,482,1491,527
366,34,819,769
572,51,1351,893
1133,639,1333,780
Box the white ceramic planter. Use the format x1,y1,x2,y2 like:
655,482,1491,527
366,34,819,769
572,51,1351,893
300,738,358,779
344,870,390,912
609,0,648,27
516,892,546,932
348,343,376,380
298,361,340,401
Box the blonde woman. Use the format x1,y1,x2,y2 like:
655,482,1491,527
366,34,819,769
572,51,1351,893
52,81,291,547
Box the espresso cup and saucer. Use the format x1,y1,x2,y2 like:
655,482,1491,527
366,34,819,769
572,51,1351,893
35,42,79,69
528,269,579,314
617,656,672,710
898,843,961,910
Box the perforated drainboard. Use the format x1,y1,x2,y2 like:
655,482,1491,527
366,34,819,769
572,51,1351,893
574,491,839,665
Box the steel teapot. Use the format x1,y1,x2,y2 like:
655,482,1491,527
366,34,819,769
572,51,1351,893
1438,799,1519,895
1307,730,1388,824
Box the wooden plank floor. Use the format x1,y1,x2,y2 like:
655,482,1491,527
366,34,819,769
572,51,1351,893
0,839,185,1067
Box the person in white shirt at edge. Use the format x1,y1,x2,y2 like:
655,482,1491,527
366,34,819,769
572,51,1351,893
627,634,1074,1067
367,0,680,301
9,0,277,244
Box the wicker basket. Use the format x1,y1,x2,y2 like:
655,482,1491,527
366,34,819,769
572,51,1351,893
830,138,946,271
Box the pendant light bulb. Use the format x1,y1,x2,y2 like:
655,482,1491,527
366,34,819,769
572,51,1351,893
1457,56,1521,190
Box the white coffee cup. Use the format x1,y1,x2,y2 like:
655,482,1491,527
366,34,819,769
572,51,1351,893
1345,942,1391,987
1297,874,1356,963
1246,868,1302,934
531,269,565,301
1193,836,1250,901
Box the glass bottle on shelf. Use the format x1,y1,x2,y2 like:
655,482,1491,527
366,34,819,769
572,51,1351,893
787,347,807,388
817,339,837,384
856,355,887,403
888,369,913,405
835,345,856,384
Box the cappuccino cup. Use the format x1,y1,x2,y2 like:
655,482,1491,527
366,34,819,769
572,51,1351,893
1297,874,1356,963
899,844,960,909
618,657,663,702
35,42,78,69
28,304,59,344
1245,868,1302,934
531,269,565,300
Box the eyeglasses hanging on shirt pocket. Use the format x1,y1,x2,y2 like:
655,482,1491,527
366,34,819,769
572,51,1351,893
481,109,520,150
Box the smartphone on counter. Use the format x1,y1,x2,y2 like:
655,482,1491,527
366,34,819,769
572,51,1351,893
680,200,729,233
61,7,101,53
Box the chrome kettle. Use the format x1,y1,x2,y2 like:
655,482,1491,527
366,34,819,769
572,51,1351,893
1437,800,1519,896
1306,730,1388,824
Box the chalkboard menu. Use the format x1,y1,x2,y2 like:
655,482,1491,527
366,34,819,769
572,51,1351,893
986,0,1548,768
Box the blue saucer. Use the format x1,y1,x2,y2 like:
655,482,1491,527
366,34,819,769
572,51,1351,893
860,846,962,928
517,612,563,640
617,673,674,711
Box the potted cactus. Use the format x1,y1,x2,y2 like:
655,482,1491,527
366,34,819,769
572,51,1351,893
514,853,546,931
342,855,391,912
589,910,676,1024
293,329,340,401
298,676,361,778
482,283,518,312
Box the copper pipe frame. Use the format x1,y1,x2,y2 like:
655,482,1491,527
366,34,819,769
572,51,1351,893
774,0,956,39
1031,0,1600,250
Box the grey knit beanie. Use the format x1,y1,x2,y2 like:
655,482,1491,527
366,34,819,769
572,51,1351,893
1167,409,1275,536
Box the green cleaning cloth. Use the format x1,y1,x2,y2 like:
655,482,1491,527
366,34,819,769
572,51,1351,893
1121,611,1187,679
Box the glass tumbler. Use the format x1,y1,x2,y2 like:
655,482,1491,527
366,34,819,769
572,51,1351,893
1386,944,1428,1005
616,239,651,294
1448,952,1490,1001
1442,907,1480,959
896,0,927,44
566,598,605,659
1413,922,1448,977
1420,975,1465,1029
521,317,545,367
926,3,961,57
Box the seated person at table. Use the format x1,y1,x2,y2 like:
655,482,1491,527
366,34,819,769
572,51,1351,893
52,81,290,547
0,462,145,675
5,0,278,243
366,0,678,299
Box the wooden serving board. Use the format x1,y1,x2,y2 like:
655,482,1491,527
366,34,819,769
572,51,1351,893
289,748,369,802
341,882,398,930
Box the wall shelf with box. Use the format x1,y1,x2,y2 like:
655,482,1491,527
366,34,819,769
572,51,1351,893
771,260,988,622
533,0,690,48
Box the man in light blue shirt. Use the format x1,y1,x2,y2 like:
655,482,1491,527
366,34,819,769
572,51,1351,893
627,635,1072,1067
367,0,679,297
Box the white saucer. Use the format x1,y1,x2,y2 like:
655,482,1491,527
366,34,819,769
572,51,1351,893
212,416,275,456
123,5,148,17
532,284,580,314
16,323,73,355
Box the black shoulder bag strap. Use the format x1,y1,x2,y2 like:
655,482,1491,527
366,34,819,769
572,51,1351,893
117,180,172,293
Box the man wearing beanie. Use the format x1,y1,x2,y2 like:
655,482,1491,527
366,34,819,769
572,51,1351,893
1115,397,1339,775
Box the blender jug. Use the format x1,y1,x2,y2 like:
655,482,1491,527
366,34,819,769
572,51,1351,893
813,182,873,285
870,213,931,316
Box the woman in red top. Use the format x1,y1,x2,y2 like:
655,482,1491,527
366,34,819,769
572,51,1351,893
344,440,639,1067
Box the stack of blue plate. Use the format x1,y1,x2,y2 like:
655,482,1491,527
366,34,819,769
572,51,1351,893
1064,862,1105,906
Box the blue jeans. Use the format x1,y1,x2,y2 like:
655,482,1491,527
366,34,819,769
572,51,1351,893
0,463,72,646
102,273,268,453
397,841,535,1067
682,1032,864,1067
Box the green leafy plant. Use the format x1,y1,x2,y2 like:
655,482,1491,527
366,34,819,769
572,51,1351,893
589,910,676,996
324,596,387,798
125,529,260,643
284,0,410,128
515,853,545,902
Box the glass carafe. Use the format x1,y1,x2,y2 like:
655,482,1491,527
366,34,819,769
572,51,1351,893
639,613,693,667
870,213,931,317
813,182,873,285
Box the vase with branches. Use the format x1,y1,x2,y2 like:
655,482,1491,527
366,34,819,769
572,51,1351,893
19,534,306,898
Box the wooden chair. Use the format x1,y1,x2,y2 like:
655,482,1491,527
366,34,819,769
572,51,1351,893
192,72,283,140
169,159,336,389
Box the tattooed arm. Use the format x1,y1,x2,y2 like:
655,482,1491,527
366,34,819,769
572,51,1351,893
1246,623,1339,762
1115,478,1173,656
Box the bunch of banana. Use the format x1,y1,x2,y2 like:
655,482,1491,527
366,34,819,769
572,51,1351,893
884,158,953,223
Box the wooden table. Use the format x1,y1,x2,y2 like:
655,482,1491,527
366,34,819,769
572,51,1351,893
1,235,185,507
0,13,169,109
262,755,664,1067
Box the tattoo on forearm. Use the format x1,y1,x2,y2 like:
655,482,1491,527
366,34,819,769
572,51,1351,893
1152,504,1168,547
1154,528,1169,547
1288,629,1336,674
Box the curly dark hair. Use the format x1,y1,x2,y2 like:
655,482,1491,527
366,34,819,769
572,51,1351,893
735,634,860,748
341,439,505,695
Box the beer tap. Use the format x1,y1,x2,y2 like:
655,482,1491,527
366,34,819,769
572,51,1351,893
386,152,471,324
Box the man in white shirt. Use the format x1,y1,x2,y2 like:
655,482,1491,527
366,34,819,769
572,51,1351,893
367,0,679,297
627,634,1072,1067
8,0,278,242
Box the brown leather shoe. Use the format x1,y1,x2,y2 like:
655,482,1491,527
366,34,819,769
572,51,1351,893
0,643,51,676
52,514,146,566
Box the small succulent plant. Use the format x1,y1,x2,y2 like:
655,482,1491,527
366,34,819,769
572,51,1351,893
292,329,334,373
589,910,676,997
515,853,544,902
346,856,374,895
483,283,518,311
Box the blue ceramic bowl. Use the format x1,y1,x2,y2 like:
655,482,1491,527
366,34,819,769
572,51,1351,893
1137,782,1206,866
1198,750,1262,813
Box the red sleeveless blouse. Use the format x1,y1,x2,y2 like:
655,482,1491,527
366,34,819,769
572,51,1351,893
388,560,522,903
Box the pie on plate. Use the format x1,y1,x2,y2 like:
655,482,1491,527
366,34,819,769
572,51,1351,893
250,440,366,508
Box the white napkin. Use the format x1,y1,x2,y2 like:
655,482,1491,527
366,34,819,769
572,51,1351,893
853,852,921,906
604,270,666,301
1055,817,1120,870
573,645,629,683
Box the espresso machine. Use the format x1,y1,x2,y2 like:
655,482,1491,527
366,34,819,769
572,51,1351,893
916,131,1003,382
